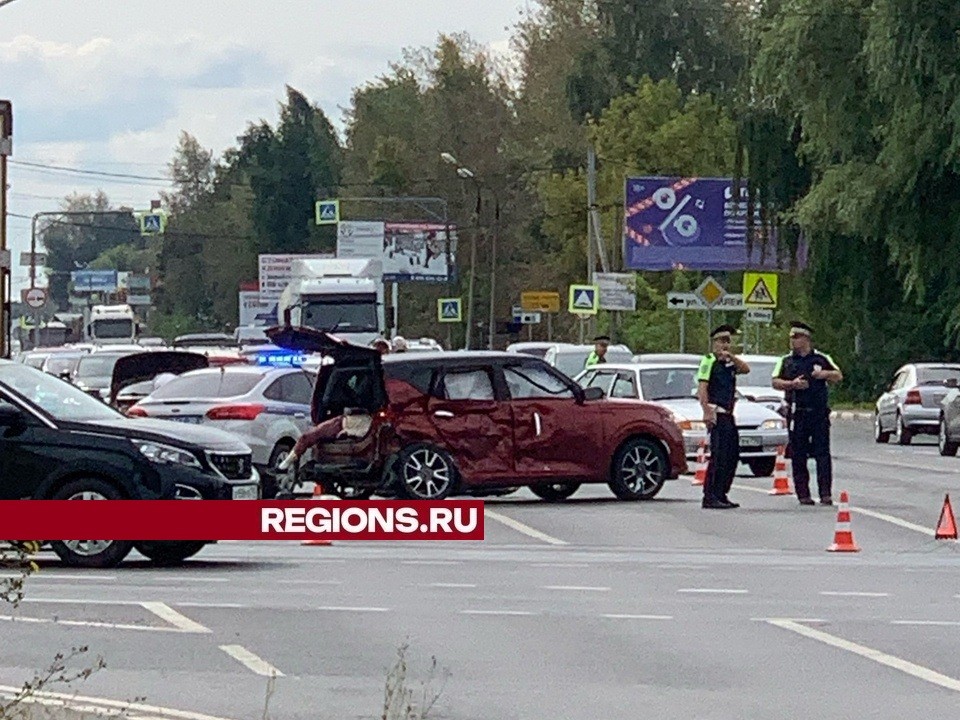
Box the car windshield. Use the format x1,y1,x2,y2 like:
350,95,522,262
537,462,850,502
0,363,121,422
917,367,960,385
639,367,699,401
93,319,133,339
44,356,80,375
76,354,126,378
738,361,778,387
303,298,379,333
147,371,264,400
552,348,633,379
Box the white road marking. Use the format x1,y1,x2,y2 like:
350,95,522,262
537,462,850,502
851,507,934,537
177,602,246,609
484,509,568,546
544,585,610,592
820,591,890,598
656,564,709,570
678,588,749,595
427,583,477,588
315,605,389,612
219,645,285,678
0,684,238,720
892,620,960,627
531,562,590,568
601,614,673,620
767,619,960,692
276,579,343,585
0,614,187,633
400,560,463,566
461,609,536,616
2,573,116,582
141,576,229,584
734,484,935,537
752,617,826,623
140,602,212,633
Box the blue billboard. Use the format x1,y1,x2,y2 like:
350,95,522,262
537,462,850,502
71,270,118,293
623,177,806,271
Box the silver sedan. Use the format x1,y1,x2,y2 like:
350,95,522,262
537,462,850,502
574,363,788,476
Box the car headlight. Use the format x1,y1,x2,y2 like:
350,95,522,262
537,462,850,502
135,441,202,469
761,419,785,430
677,419,707,432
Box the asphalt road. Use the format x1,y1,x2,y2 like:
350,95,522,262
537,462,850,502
4,418,960,720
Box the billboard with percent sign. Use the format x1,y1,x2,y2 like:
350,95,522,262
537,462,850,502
623,177,807,272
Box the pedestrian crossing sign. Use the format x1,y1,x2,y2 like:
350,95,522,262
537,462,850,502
438,297,462,323
140,212,166,236
315,199,340,225
743,272,778,308
568,284,599,315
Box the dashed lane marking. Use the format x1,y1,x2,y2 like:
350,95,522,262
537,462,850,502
427,583,477,588
601,614,673,620
820,591,890,598
544,585,610,592
219,644,285,678
892,620,960,627
460,609,536,616
400,560,463,565
677,588,749,595
140,602,212,633
315,606,389,612
483,509,568,546
767,619,960,692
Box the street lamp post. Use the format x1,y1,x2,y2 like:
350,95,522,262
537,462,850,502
441,152,499,350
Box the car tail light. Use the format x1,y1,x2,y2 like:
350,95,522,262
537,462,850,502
206,404,266,421
126,406,148,417
905,389,922,405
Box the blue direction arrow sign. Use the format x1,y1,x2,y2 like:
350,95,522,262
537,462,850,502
438,297,462,323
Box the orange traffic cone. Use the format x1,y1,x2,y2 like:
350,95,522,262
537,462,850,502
691,438,708,486
827,491,860,552
768,445,792,496
935,494,958,540
302,482,333,547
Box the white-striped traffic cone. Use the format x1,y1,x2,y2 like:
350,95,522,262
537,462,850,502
768,445,792,495
827,491,860,552
691,437,708,486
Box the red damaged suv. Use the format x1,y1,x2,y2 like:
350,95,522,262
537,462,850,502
268,327,687,502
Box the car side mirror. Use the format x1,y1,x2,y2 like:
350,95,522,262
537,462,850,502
58,370,72,381
0,404,25,428
583,386,605,402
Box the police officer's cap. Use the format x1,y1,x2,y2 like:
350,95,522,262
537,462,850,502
710,324,737,339
789,321,813,337
593,335,611,343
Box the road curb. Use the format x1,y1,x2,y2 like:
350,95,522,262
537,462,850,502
830,411,872,421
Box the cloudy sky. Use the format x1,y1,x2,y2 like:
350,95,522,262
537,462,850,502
1,0,528,294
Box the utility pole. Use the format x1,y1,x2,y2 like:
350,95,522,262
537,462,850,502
0,101,11,358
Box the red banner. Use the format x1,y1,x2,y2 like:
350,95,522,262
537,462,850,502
0,501,485,541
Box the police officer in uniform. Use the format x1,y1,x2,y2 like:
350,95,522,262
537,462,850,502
585,335,610,368
697,325,750,509
771,321,843,506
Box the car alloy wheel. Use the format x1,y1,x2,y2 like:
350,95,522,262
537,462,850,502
896,413,912,445
874,413,890,444
939,416,958,457
609,438,667,501
49,479,133,568
397,444,457,500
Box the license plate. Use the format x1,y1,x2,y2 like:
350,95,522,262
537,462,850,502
168,416,202,424
232,485,259,500
741,436,762,448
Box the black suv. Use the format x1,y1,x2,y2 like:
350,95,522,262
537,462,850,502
0,360,261,568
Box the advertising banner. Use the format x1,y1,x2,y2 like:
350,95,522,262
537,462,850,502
338,221,457,283
623,177,806,271
258,253,334,302
239,290,275,327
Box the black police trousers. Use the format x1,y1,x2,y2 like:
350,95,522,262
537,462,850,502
705,413,739,501
790,408,833,500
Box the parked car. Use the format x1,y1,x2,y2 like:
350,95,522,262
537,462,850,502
0,360,260,568
128,363,317,498
631,353,702,365
268,326,687,502
40,352,84,381
735,354,787,415
574,363,788,476
543,343,634,380
72,350,139,400
506,342,573,359
875,363,960,444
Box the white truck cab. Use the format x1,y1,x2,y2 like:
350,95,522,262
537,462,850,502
277,258,385,347
86,304,139,345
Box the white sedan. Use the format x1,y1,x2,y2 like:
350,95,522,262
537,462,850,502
575,362,788,476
